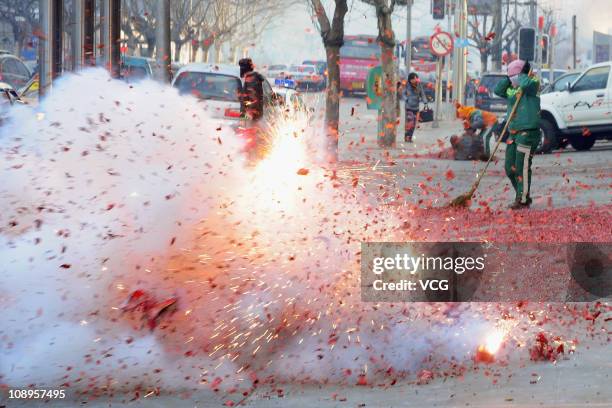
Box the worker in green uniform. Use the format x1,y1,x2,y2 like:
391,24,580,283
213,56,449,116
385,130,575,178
494,59,541,210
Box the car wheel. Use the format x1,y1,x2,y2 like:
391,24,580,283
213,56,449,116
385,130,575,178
537,119,559,154
569,134,596,151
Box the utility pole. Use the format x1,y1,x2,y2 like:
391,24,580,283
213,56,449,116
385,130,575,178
405,0,412,74
445,0,451,110
572,15,577,69
83,0,95,67
38,0,63,98
156,0,172,83
529,0,537,28
514,0,518,52
101,0,121,78
453,0,467,104
72,0,94,70
72,0,83,70
530,0,539,73
549,30,554,79
492,0,503,71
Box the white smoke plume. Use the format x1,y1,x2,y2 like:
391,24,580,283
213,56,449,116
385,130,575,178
0,70,496,398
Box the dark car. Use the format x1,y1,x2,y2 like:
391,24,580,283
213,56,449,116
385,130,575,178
475,73,508,113
418,72,436,102
0,53,32,92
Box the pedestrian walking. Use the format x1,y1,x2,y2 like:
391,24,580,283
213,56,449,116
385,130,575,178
494,60,541,210
401,72,427,143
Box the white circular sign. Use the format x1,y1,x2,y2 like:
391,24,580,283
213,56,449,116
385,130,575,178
430,32,454,57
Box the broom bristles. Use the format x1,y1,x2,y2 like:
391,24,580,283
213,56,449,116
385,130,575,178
449,193,472,207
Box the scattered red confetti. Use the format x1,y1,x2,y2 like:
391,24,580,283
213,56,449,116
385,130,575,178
417,369,434,385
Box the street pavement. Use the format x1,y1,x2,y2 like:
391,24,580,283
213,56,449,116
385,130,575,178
333,96,611,210
6,93,610,408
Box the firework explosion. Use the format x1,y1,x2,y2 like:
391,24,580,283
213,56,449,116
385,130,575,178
0,70,609,403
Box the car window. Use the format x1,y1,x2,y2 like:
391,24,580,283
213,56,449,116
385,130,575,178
174,72,241,102
1,59,17,75
122,65,148,82
553,74,580,92
290,66,315,73
12,59,30,77
572,66,610,92
1,59,30,88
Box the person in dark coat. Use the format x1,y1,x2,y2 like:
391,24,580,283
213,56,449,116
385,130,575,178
401,72,427,143
239,58,264,121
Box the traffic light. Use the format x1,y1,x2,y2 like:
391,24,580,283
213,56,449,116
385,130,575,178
519,28,536,61
541,34,550,66
432,0,445,20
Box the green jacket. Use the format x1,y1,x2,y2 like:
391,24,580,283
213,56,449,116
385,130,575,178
494,73,541,132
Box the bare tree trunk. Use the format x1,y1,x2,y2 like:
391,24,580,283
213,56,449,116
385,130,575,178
309,0,348,163
191,43,199,62
14,37,23,58
480,52,489,73
215,44,222,63
202,44,212,62
144,36,156,57
325,45,341,157
229,43,238,63
174,41,183,61
376,7,397,147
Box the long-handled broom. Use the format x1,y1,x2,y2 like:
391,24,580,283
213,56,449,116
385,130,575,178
448,89,524,208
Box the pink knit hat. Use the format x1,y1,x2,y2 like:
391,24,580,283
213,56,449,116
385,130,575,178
507,59,526,77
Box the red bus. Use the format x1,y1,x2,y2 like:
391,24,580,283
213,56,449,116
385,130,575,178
409,36,437,73
339,35,428,93
339,35,380,94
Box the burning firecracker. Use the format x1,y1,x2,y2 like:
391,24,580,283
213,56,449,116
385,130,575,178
475,329,505,364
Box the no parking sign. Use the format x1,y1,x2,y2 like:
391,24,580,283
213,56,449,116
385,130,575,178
429,31,454,57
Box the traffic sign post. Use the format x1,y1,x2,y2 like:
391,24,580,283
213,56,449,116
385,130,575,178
429,31,453,128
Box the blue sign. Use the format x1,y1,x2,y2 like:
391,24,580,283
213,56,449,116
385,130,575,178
455,38,470,48
274,78,296,88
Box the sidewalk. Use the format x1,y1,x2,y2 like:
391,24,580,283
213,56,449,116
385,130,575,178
338,100,464,162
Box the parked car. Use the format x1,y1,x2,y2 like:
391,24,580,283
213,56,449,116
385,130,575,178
1,82,26,127
172,63,278,122
475,72,508,113
0,53,32,92
539,61,612,153
273,78,307,115
286,64,326,91
538,69,568,87
302,60,327,86
120,56,156,82
120,56,183,82
265,64,289,80
418,72,436,102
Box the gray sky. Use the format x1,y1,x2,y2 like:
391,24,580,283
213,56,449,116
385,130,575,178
250,0,612,71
